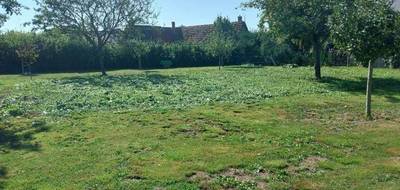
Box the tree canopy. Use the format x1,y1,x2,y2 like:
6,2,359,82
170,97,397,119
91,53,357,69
33,0,155,75
205,17,236,70
245,0,334,79
0,0,22,26
330,0,397,63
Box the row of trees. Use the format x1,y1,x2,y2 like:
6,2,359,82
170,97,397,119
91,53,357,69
2,0,399,75
0,29,261,73
0,31,206,73
1,27,362,74
3,15,383,74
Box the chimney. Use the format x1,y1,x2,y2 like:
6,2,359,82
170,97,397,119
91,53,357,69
172,21,176,29
238,16,243,23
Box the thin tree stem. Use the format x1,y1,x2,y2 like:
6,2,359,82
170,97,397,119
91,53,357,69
366,60,374,120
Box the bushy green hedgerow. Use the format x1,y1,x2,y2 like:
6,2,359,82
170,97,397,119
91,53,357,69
0,31,222,74
0,30,325,74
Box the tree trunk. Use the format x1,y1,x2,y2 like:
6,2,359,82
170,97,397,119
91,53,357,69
270,56,277,66
138,58,142,70
314,40,322,80
100,57,106,76
29,64,32,80
366,60,374,120
347,53,351,67
21,63,25,75
97,47,107,76
219,56,222,70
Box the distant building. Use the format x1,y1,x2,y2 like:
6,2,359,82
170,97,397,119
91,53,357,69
132,16,249,43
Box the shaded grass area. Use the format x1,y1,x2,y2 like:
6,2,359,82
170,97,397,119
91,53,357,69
0,119,48,151
0,66,399,189
0,166,6,189
0,118,48,189
321,76,400,95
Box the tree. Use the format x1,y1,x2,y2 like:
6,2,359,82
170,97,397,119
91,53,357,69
33,0,155,76
205,17,236,70
258,32,293,65
1,31,38,75
245,0,334,80
214,16,235,37
0,0,22,27
235,31,258,64
126,40,151,69
206,33,236,70
330,0,398,119
15,36,39,78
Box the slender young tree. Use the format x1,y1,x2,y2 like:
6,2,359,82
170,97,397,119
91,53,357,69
126,40,151,69
330,0,397,119
206,33,236,70
205,16,236,70
16,39,39,79
33,0,154,76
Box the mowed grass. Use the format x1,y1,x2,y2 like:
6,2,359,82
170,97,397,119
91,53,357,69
0,66,399,190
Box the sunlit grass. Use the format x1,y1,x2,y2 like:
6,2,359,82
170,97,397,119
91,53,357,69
0,66,399,189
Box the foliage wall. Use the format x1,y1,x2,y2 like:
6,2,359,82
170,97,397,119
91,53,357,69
0,31,251,74
2,29,396,74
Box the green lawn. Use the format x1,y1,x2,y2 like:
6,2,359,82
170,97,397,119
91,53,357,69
0,66,399,190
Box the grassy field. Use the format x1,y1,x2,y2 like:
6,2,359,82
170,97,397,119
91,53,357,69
0,66,399,190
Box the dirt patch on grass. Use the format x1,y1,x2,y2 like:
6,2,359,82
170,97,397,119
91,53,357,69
389,157,400,164
300,156,327,171
288,156,328,175
382,157,400,170
386,147,400,156
293,180,325,190
218,168,269,189
172,118,244,138
188,168,269,190
391,157,400,161
174,125,207,137
125,175,146,182
221,168,267,182
188,171,214,189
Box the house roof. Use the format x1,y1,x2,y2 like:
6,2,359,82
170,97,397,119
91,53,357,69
133,16,249,43
181,21,248,42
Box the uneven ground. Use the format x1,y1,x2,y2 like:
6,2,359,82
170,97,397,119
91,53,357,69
0,66,399,190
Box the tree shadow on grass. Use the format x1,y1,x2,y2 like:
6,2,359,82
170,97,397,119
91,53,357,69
0,120,49,151
56,72,189,88
18,74,40,77
0,120,48,188
320,76,400,96
0,127,43,152
226,65,264,70
384,95,400,103
0,166,7,189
